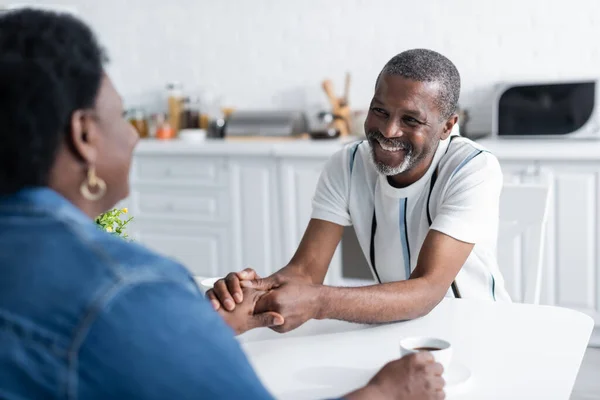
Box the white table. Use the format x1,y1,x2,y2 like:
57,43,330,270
240,298,594,400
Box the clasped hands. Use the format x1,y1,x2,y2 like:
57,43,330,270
206,268,322,335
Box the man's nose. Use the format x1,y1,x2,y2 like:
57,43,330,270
381,119,403,139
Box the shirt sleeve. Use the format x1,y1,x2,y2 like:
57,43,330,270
310,145,354,226
77,274,274,400
429,152,503,244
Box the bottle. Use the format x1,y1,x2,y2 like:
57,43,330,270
180,95,202,130
128,108,148,138
155,113,175,140
166,82,184,135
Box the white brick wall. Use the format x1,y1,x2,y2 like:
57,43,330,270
13,0,600,129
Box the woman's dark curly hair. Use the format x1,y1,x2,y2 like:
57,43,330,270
0,8,107,194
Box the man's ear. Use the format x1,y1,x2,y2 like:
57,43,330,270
69,110,99,165
441,114,459,140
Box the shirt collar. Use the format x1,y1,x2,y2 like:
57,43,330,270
0,187,93,227
379,134,451,199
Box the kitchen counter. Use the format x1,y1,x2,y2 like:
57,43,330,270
134,137,357,157
477,137,600,161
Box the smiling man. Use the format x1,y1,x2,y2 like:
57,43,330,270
209,49,511,333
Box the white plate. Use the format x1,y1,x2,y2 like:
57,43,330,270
194,276,221,293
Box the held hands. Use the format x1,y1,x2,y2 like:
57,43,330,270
216,287,284,335
206,268,322,334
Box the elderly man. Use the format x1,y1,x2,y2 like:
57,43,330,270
209,49,511,333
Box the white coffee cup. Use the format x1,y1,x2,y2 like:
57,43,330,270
399,337,453,371
194,277,221,294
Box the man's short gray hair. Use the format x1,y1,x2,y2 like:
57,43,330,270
379,48,460,120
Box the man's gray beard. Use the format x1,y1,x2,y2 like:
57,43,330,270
370,147,414,176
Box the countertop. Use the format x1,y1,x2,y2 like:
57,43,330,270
133,136,357,157
134,136,600,161
477,137,600,161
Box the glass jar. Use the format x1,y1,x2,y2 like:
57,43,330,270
166,82,184,134
180,95,202,130
128,108,148,138
155,113,175,140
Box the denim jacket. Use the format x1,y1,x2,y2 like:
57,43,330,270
0,188,274,399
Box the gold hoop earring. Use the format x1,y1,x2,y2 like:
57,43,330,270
80,166,107,201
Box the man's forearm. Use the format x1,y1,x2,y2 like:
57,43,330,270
277,261,326,284
315,278,446,324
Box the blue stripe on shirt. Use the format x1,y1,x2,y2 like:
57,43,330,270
349,142,361,175
451,149,483,178
399,198,411,279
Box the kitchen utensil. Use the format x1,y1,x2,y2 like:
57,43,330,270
223,110,308,137
321,74,352,136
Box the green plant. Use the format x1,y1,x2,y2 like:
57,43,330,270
95,207,133,239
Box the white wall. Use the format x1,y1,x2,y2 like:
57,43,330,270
12,0,600,132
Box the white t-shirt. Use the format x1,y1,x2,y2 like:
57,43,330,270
311,131,511,302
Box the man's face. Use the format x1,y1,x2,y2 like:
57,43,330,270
364,74,447,177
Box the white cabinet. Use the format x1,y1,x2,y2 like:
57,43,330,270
228,157,281,278
539,162,600,326
126,154,233,279
277,158,324,264
131,221,229,277
277,157,343,285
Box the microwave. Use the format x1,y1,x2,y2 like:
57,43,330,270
467,80,600,139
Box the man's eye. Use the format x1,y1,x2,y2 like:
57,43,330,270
371,107,387,117
403,116,420,126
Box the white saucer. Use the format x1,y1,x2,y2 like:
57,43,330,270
444,361,471,387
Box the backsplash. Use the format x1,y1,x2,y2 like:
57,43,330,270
10,0,600,132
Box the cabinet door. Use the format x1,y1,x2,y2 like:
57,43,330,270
129,221,229,278
278,158,343,285
541,162,600,325
228,158,280,278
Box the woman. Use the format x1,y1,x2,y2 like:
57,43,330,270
0,8,444,400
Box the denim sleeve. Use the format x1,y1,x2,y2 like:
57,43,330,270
76,278,274,400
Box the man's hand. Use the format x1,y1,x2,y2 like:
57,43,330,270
346,352,445,400
206,268,279,311
217,287,284,335
251,278,322,333
207,268,319,334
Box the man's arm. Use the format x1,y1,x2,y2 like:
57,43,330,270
275,218,345,284
315,229,473,322
252,228,472,327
